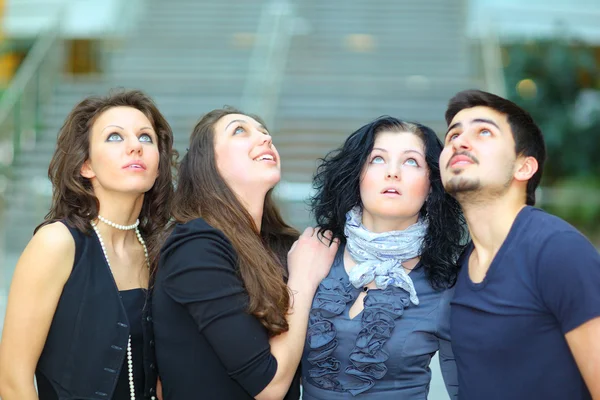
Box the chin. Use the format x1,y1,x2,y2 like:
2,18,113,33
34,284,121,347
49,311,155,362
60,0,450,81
443,176,481,195
368,205,419,219
119,182,156,195
263,171,281,187
382,211,421,221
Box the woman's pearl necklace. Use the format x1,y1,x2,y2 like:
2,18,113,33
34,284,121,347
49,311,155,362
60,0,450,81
91,216,149,400
98,215,140,231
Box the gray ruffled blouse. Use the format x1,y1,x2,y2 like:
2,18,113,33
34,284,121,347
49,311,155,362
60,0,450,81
301,245,458,399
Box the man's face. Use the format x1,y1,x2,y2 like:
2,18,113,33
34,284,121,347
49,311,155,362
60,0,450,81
439,106,518,201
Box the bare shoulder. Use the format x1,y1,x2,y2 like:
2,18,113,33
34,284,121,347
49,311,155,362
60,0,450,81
31,221,75,249
16,221,75,281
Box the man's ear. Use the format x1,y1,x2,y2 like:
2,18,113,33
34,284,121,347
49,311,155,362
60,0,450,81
514,156,538,183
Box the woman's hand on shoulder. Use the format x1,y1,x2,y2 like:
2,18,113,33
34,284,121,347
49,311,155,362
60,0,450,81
287,227,339,291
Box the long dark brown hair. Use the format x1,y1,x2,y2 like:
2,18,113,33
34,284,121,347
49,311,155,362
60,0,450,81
172,107,298,336
37,89,177,276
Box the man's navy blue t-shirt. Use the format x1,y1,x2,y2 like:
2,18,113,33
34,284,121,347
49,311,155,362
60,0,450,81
451,206,600,400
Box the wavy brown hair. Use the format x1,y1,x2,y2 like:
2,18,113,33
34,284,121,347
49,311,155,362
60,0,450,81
36,89,177,276
172,107,298,336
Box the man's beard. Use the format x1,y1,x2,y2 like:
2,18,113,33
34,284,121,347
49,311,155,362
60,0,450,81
444,172,512,205
444,176,481,197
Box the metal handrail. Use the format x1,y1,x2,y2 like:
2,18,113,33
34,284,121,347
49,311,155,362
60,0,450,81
241,0,296,129
477,20,506,97
0,2,67,176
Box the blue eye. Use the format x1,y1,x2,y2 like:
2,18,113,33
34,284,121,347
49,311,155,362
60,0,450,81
405,158,418,167
370,156,384,164
480,129,492,137
234,126,245,135
107,133,122,142
139,134,153,143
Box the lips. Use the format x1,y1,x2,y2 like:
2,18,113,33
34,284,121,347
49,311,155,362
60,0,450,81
122,160,147,170
448,153,476,168
253,150,277,163
381,187,401,195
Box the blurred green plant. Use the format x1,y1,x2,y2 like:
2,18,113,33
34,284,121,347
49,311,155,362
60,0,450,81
502,38,600,242
542,178,600,242
503,38,600,183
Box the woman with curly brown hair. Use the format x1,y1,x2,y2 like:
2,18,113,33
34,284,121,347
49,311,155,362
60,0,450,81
0,90,176,400
152,108,339,400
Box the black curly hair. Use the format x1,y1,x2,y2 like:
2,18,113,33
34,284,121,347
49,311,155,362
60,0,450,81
311,116,468,289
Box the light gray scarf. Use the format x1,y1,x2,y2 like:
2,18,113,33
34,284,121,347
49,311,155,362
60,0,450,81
344,206,428,305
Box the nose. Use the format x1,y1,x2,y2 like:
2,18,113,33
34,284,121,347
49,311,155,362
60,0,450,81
451,132,471,151
127,137,143,155
386,163,400,180
258,131,273,147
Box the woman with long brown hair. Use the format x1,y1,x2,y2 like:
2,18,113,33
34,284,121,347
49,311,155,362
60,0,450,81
0,90,176,400
152,108,338,399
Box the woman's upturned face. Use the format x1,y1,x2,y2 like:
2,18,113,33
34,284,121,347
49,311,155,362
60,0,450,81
213,113,281,196
359,131,430,231
81,106,160,195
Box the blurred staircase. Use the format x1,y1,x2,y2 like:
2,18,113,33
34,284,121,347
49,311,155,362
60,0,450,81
3,0,478,254
275,0,475,225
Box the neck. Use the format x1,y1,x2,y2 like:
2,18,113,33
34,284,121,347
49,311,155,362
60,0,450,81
361,213,419,233
94,191,145,250
460,194,526,259
236,186,267,232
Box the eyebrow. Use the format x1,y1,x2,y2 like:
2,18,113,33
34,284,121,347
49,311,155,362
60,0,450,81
372,148,424,157
404,149,425,157
102,125,124,132
101,125,154,133
445,118,500,137
225,119,267,132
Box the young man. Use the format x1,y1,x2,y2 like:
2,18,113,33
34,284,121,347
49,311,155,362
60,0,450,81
439,89,600,400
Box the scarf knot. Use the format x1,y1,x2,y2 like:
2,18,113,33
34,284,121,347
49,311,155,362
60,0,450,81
344,206,428,305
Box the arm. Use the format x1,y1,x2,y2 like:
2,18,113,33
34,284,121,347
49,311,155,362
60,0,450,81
436,289,459,399
438,336,459,399
156,378,163,400
162,226,337,400
565,317,600,399
537,231,600,399
0,222,74,400
256,275,316,400
256,228,338,400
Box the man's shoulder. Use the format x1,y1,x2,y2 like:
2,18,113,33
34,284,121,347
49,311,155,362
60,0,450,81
516,206,584,248
516,207,600,275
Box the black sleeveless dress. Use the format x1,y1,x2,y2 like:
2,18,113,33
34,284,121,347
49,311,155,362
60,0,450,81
36,222,147,399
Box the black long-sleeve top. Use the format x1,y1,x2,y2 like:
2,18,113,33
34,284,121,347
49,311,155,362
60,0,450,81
152,217,300,399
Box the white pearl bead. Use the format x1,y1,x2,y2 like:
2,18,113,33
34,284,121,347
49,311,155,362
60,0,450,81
91,220,149,400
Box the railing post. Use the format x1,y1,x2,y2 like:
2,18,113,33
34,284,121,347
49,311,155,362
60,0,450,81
12,94,20,159
478,18,506,97
34,71,42,141
241,0,295,129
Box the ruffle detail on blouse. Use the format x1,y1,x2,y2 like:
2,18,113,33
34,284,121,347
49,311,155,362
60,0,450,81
344,288,410,395
306,277,354,391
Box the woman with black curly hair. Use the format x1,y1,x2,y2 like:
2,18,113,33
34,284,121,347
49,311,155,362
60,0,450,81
301,116,468,399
